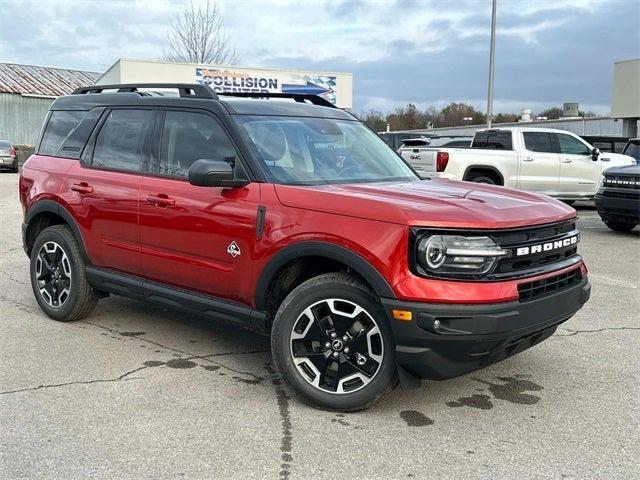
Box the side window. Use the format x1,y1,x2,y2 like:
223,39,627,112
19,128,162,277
91,109,154,172
473,131,513,150
158,111,238,179
523,132,554,153
39,111,86,156
557,134,591,155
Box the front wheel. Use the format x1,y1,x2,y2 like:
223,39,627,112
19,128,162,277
604,221,637,232
271,273,397,411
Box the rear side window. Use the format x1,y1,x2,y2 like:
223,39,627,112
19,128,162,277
39,111,85,156
158,111,238,179
91,110,154,172
523,132,554,153
0,141,10,148
472,131,513,150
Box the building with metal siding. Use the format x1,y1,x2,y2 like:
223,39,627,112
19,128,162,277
0,63,100,145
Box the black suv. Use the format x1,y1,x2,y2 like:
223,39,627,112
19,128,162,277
595,165,640,232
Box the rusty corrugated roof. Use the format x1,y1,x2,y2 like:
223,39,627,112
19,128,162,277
0,63,101,97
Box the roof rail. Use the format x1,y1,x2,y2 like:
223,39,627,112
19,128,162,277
72,83,218,99
217,91,337,108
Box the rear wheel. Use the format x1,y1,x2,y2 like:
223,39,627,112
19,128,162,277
271,273,397,411
604,221,637,232
30,225,98,321
467,174,496,185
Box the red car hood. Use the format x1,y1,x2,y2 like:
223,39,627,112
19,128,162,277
274,179,576,229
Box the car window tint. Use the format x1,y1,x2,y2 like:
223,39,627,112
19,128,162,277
39,111,85,156
523,132,554,153
0,141,11,148
473,131,513,150
159,111,237,179
556,134,591,155
92,110,154,172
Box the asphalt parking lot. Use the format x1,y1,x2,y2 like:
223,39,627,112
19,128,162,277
0,172,638,480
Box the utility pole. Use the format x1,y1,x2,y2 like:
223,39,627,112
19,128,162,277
486,0,497,128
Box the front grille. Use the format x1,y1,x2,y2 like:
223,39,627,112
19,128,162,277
490,220,580,278
602,189,640,200
602,175,640,190
518,268,582,301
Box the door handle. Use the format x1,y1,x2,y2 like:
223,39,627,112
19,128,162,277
562,159,573,163
522,157,534,162
71,182,93,194
146,194,175,207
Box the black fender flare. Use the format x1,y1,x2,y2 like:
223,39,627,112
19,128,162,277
254,241,395,310
462,165,505,185
23,199,89,259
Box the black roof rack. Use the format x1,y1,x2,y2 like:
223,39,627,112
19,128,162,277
72,83,218,99
217,91,337,109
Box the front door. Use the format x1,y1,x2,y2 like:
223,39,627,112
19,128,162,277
554,132,599,197
138,109,260,305
65,108,156,276
518,131,560,194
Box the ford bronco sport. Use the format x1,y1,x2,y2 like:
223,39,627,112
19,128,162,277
20,84,591,411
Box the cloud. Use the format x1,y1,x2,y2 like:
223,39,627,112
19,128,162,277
0,0,637,115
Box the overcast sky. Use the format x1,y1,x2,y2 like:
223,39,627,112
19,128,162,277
1,0,638,114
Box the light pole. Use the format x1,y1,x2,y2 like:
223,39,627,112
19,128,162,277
486,0,497,128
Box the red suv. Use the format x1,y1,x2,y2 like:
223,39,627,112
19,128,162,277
20,84,591,411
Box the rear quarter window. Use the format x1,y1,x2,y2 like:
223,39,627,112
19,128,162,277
472,131,513,150
39,111,86,156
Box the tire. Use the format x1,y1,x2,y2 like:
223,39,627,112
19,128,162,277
29,225,98,321
604,221,637,232
271,272,397,411
467,174,496,185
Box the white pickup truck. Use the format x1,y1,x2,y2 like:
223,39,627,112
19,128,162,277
399,127,636,201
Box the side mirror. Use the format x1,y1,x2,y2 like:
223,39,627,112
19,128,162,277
591,147,600,161
188,159,248,188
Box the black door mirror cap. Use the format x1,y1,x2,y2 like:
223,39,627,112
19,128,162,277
591,147,600,161
188,159,249,188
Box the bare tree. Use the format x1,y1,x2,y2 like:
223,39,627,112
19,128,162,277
163,0,239,65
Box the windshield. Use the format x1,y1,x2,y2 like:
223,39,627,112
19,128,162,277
235,115,418,185
623,141,640,163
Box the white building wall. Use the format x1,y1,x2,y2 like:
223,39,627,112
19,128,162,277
97,58,353,109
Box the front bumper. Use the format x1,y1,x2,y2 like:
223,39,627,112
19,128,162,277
595,191,640,224
382,276,591,380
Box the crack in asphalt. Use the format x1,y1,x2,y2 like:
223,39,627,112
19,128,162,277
0,294,38,313
0,370,143,396
0,268,28,286
81,320,265,382
555,326,640,337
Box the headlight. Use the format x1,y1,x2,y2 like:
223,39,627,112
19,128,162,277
417,235,507,277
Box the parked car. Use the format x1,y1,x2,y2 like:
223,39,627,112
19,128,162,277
595,164,640,232
400,127,635,201
621,138,640,164
20,84,591,411
0,140,18,172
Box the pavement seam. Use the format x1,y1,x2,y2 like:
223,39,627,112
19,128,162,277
555,326,640,336
0,370,143,396
81,320,265,382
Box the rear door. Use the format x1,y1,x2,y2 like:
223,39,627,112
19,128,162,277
553,132,599,196
65,108,155,275
518,131,560,194
138,109,260,305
